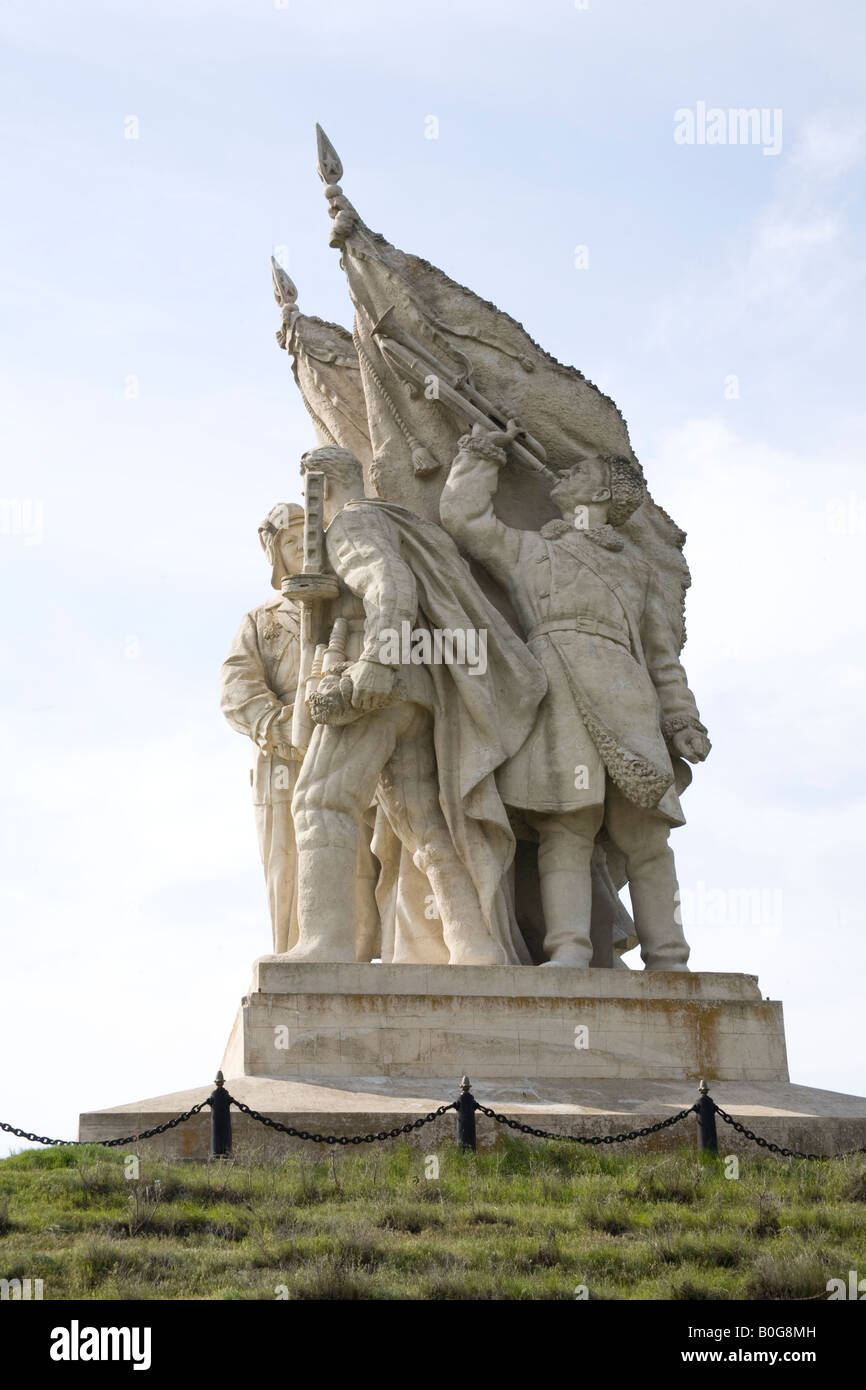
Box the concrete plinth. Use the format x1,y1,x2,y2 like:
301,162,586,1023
78,962,866,1159
222,961,789,1084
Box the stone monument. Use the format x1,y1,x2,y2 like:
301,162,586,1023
80,129,866,1156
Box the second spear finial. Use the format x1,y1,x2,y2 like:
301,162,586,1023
315,123,343,186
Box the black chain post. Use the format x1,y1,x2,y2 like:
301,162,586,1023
696,1079,718,1152
209,1070,232,1158
455,1074,477,1152
6,1079,866,1158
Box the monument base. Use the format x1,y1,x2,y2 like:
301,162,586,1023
79,963,866,1159
78,1075,866,1161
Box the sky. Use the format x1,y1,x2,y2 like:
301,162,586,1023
1,0,864,1155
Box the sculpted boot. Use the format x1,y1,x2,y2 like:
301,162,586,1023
535,816,595,967
287,845,358,962
538,869,594,967
424,859,507,966
354,835,381,963
626,844,690,971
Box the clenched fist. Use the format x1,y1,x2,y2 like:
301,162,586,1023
671,728,711,763
345,658,395,712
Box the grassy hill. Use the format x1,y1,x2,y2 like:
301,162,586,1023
1,1140,864,1300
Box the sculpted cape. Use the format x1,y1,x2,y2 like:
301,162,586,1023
341,498,548,963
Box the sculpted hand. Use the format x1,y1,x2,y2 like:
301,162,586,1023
268,706,297,757
326,191,357,246
671,728,711,763
345,658,395,712
470,418,524,455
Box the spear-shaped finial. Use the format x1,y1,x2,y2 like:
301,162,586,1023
271,255,298,310
315,123,343,186
271,255,299,350
316,125,356,250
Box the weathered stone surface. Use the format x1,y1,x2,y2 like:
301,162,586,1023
79,1074,866,1162
78,966,863,1164
250,960,764,1001
252,131,710,971
222,962,786,1084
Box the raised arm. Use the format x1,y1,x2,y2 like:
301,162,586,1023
439,424,527,586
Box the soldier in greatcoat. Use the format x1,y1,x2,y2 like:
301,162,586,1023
439,423,711,970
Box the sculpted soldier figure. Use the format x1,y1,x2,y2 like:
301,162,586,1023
285,444,546,967
439,422,711,970
220,505,305,953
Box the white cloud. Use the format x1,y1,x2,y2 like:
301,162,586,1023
646,111,865,354
642,416,866,1096
792,112,866,181
0,719,269,1157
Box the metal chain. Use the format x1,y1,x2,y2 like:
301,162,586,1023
472,1101,698,1145
225,1093,456,1145
0,1100,209,1149
713,1104,866,1161
7,1094,866,1159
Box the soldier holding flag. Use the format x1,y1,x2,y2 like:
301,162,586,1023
440,422,711,970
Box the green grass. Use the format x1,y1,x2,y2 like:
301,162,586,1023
1,1141,864,1300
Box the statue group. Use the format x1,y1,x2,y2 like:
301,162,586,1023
221,129,710,972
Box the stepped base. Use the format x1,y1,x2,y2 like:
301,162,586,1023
222,962,790,1083
78,1075,866,1160
78,962,866,1159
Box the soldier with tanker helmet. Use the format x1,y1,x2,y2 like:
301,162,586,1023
220,504,305,954
220,500,383,960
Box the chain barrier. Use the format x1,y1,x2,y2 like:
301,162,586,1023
0,1099,455,1150
0,1101,209,1149
5,1088,866,1159
225,1094,456,1145
713,1103,866,1161
472,1101,698,1145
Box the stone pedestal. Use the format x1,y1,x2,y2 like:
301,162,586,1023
79,961,866,1159
223,961,788,1083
